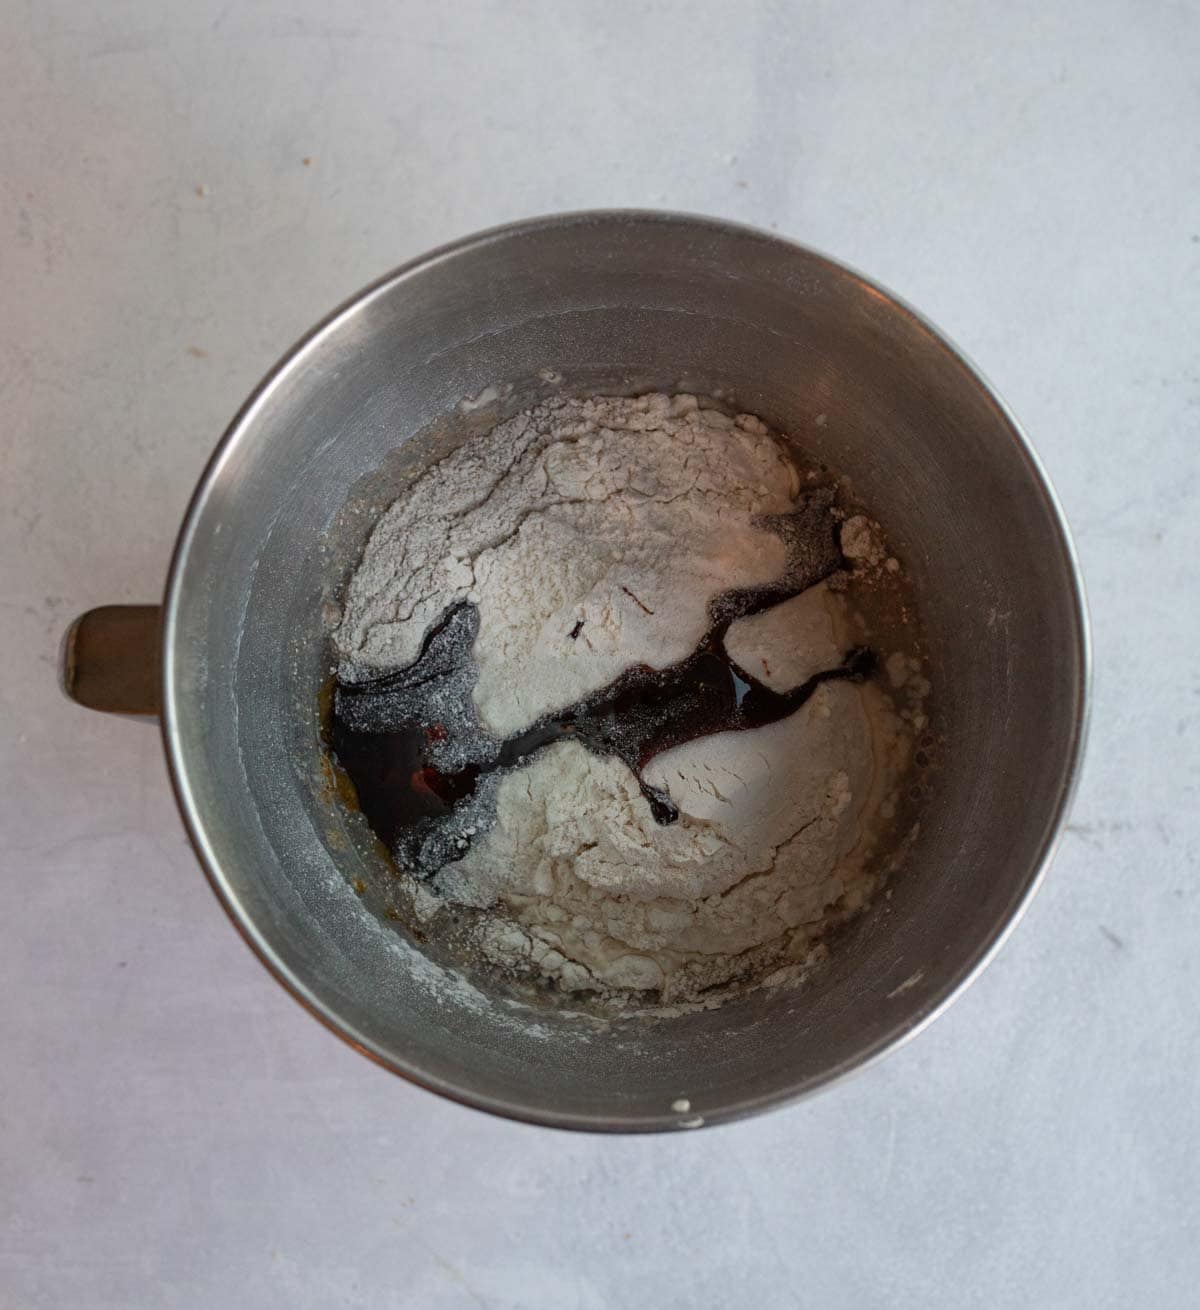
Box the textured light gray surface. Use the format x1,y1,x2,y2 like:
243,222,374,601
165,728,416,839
1,2,1197,1306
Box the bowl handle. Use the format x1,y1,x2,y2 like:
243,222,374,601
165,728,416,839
61,605,161,719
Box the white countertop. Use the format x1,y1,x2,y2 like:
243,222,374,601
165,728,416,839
3,3,1198,1306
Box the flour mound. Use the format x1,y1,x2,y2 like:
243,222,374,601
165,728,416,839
335,394,919,1010
336,393,799,737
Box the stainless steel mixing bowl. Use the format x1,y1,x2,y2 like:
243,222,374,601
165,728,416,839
64,211,1089,1131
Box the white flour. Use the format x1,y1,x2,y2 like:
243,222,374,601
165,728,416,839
336,393,799,735
336,394,918,1009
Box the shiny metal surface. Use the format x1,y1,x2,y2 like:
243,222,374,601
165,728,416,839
141,211,1083,1131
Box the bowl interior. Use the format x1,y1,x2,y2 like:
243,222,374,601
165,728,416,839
164,213,1086,1130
